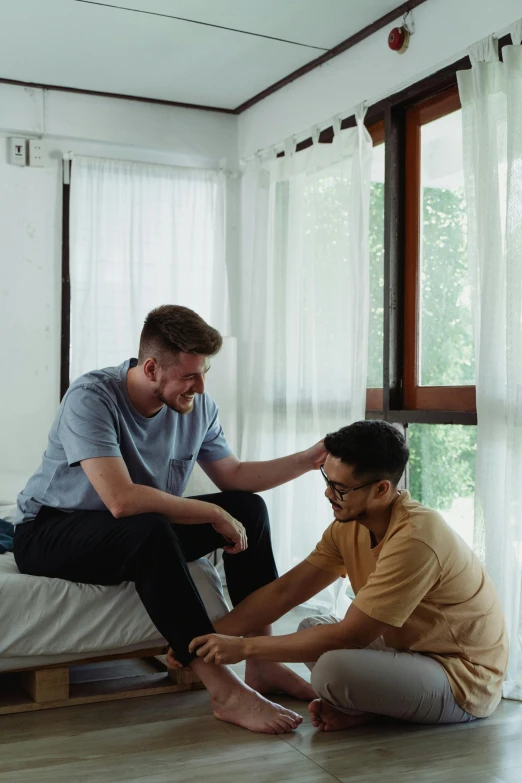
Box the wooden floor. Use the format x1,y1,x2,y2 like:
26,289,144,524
1,606,522,783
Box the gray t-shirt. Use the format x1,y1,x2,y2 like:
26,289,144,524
15,358,232,525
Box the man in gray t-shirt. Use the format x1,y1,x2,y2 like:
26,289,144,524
15,357,233,525
14,304,325,735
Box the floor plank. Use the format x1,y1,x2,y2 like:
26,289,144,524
287,702,522,783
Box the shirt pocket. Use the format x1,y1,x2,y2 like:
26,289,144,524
166,457,195,497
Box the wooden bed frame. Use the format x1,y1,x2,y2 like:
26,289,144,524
0,646,204,715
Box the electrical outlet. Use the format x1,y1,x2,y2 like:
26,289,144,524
28,139,46,167
8,137,27,166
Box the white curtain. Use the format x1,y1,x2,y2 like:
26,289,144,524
69,156,228,381
239,110,372,609
458,24,522,699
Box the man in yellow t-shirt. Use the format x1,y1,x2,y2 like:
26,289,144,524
170,420,508,731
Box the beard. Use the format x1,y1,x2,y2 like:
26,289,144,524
333,505,370,524
152,380,193,415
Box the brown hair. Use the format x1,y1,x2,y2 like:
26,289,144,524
138,305,222,366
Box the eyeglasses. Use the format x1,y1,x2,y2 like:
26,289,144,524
320,465,381,502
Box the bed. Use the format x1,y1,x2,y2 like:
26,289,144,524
0,502,229,712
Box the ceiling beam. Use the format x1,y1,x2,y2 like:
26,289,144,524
233,0,431,113
0,77,236,115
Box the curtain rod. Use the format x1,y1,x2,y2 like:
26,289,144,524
61,151,232,174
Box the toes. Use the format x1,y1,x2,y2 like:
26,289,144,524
280,713,298,729
272,718,292,734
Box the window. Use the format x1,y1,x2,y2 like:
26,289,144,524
408,424,476,545
363,85,477,522
418,111,473,388
404,88,475,411
366,122,385,411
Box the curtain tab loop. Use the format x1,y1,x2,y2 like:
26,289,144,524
284,135,296,157
355,102,368,127
510,19,522,46
332,115,342,135
468,34,499,65
311,125,320,145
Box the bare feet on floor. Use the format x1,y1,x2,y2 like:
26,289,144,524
245,660,316,701
308,698,374,732
211,685,303,735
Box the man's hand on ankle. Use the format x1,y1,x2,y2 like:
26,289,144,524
189,633,248,665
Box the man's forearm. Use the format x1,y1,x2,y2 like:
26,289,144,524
214,579,297,636
118,484,222,524
244,624,350,663
227,452,312,493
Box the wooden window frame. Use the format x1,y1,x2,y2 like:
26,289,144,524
403,86,476,413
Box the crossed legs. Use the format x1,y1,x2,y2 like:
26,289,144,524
299,615,476,731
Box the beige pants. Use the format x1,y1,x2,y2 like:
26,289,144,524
299,615,477,725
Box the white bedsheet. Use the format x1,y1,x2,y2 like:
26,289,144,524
0,552,229,672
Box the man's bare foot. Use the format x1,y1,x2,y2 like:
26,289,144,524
245,660,316,701
308,698,373,732
212,685,303,734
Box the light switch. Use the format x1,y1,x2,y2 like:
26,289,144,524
8,137,26,166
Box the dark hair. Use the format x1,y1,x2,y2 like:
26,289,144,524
138,305,222,366
324,420,409,487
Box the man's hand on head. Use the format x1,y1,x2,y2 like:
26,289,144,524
305,440,328,471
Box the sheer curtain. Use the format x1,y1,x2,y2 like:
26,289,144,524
69,156,228,380
239,110,372,609
457,24,522,699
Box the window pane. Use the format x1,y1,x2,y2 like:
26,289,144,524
367,142,385,388
408,423,476,547
419,110,475,386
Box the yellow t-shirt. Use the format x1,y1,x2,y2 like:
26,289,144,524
306,491,508,718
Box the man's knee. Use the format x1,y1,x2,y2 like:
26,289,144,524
238,491,268,516
298,615,325,633
311,650,353,696
227,491,269,530
311,651,366,714
297,614,339,634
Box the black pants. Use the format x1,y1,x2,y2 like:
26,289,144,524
13,492,278,666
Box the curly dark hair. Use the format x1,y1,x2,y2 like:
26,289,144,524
138,305,222,366
324,420,409,487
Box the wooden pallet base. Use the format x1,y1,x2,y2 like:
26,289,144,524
0,649,204,715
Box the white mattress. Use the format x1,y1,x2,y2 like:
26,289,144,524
0,551,229,672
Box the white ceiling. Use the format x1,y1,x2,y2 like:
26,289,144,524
0,0,405,110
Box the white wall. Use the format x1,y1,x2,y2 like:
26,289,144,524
0,84,238,501
238,0,522,158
